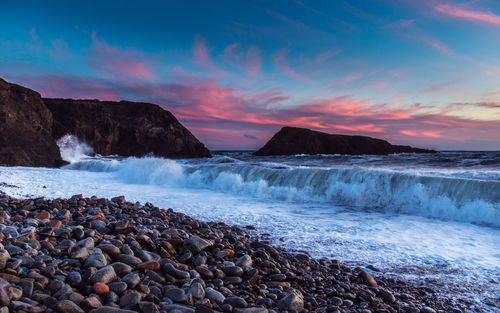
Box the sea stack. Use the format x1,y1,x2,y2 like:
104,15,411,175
255,126,436,156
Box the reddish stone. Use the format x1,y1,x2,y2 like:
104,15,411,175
13,215,23,222
4,268,17,275
223,249,235,258
111,195,125,203
159,247,171,258
49,220,62,228
359,270,378,287
136,261,160,271
81,297,102,310
37,211,50,220
93,282,109,295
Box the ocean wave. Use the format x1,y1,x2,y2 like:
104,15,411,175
64,156,500,227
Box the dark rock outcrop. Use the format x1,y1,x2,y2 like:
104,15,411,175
255,127,436,156
44,98,211,158
0,78,64,167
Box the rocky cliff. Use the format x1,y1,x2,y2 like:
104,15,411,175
44,98,211,159
254,127,436,156
0,78,211,167
0,78,64,167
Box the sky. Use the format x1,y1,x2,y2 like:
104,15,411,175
1,0,500,150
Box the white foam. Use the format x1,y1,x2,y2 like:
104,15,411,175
64,156,500,226
56,134,93,163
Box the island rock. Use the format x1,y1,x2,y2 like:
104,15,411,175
254,127,436,156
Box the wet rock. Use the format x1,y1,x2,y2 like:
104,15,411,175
0,251,10,271
85,252,108,268
224,296,248,308
378,288,396,303
56,300,85,313
163,263,190,279
184,237,212,254
205,287,225,305
189,282,205,300
277,292,303,312
122,273,140,289
359,270,378,287
111,262,133,277
91,265,117,284
81,296,103,310
119,291,141,307
138,301,160,313
162,304,196,313
223,266,243,277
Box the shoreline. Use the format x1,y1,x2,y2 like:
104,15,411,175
0,191,480,313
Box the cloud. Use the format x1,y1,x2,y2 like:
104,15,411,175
424,79,460,92
192,35,211,66
191,35,228,77
369,80,389,88
382,18,452,55
435,3,500,27
273,48,313,83
48,39,70,59
383,19,415,29
448,101,500,109
89,32,156,81
265,8,311,30
8,73,500,150
244,134,258,139
223,43,261,77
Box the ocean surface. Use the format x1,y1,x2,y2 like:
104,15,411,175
0,138,499,311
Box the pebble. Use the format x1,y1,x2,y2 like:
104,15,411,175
91,265,117,284
56,299,85,313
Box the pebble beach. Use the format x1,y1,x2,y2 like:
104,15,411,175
0,191,472,313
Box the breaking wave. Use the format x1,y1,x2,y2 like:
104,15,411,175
65,156,500,227
57,134,93,163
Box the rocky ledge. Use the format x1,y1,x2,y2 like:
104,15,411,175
255,127,436,156
0,77,210,167
0,192,464,313
44,98,211,159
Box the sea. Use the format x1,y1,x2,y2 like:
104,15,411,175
0,136,499,312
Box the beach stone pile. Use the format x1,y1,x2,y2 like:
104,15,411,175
0,192,464,313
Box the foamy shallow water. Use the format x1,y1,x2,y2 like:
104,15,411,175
0,162,499,311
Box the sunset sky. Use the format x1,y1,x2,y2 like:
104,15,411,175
2,0,500,150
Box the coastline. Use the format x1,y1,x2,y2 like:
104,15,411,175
0,191,475,313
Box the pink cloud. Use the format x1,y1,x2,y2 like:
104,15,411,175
11,73,500,150
383,19,415,29
331,72,364,86
89,32,155,81
369,80,389,88
191,35,227,77
425,78,460,92
223,43,261,77
273,48,313,83
435,4,500,27
48,39,70,59
192,35,211,66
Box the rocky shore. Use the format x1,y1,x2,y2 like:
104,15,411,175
0,192,469,313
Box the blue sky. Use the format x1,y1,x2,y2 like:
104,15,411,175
2,0,500,150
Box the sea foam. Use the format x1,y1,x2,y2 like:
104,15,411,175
65,155,500,227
